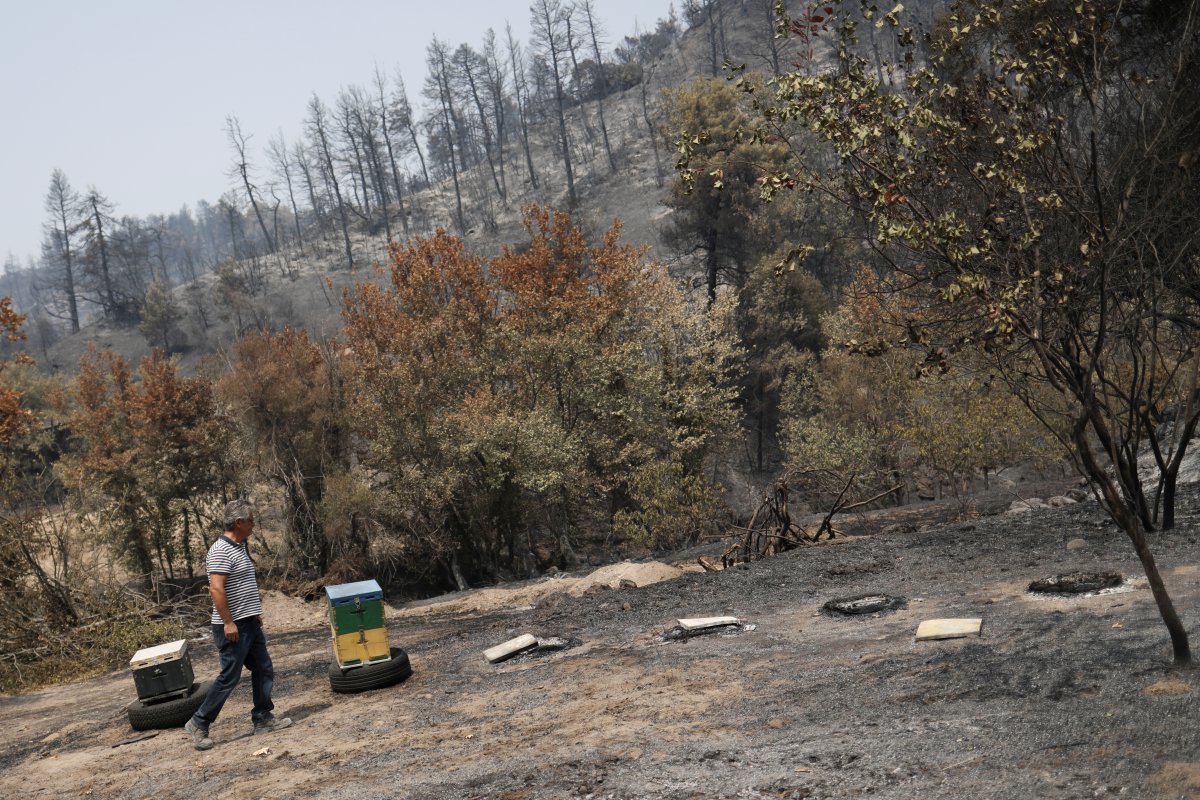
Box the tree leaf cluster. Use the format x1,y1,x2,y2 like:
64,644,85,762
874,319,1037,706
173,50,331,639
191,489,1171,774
718,0,1200,663
341,206,741,584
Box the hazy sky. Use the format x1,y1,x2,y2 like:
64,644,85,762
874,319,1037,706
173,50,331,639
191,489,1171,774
0,0,677,267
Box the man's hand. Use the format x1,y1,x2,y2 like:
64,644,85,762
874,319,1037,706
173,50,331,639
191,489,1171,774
224,621,239,642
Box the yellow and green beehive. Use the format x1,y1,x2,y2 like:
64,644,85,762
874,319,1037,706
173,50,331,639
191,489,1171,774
324,579,391,668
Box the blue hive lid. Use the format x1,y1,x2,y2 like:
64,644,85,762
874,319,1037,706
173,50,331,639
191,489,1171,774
324,579,384,604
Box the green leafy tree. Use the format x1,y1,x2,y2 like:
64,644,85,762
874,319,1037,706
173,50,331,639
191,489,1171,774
721,0,1200,663
824,271,1060,495
662,79,795,304
741,258,828,471
666,80,847,471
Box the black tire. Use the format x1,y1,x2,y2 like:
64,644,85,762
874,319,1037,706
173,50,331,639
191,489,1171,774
329,648,412,694
127,680,212,731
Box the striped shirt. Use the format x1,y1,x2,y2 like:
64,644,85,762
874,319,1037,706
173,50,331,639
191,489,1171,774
206,535,263,625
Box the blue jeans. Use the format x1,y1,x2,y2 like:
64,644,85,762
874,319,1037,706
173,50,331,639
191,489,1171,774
190,616,275,727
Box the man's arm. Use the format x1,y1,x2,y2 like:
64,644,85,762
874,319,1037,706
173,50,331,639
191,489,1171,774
210,573,239,643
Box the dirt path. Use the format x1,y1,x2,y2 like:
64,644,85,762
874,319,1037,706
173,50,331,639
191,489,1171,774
2,485,1199,799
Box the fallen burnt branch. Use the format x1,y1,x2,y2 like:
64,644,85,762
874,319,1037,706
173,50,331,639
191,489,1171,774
813,482,904,539
0,581,205,691
722,471,902,566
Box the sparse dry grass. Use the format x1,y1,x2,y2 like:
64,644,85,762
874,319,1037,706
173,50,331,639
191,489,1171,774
0,616,185,695
0,508,213,695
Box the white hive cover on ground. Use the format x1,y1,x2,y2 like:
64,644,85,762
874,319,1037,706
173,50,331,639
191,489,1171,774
677,616,740,631
483,634,539,663
915,618,983,641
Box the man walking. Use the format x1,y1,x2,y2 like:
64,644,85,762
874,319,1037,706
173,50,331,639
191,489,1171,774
185,499,291,750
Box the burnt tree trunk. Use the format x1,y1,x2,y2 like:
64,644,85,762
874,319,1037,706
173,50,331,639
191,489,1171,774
1075,421,1190,665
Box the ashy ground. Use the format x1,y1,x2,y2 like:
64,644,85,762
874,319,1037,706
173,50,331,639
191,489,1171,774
2,480,1199,800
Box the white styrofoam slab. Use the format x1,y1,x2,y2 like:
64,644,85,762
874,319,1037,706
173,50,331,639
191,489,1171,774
677,616,740,631
129,639,187,667
484,634,538,663
915,618,982,641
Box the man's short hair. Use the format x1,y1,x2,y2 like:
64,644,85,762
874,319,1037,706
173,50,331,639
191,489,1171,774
223,498,255,529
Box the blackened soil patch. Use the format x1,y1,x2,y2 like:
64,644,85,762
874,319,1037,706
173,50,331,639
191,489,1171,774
822,593,907,615
824,560,891,578
1028,571,1122,594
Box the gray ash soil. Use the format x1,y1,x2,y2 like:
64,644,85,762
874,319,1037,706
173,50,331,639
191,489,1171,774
3,482,1200,799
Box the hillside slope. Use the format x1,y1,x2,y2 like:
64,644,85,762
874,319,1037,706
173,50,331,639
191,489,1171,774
35,3,800,376
3,478,1198,799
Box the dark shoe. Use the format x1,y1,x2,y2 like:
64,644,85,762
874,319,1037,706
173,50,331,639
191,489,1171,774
253,714,293,734
185,717,213,751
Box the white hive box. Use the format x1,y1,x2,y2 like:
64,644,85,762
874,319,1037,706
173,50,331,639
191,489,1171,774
129,639,194,701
